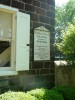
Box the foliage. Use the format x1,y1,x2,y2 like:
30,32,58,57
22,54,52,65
0,91,37,100
55,0,75,62
0,88,64,100
2,87,75,100
55,0,75,27
55,6,64,44
56,20,75,61
53,86,75,100
64,0,75,23
27,88,64,100
55,0,75,56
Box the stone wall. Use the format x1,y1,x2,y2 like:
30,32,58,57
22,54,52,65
0,0,55,93
55,61,75,86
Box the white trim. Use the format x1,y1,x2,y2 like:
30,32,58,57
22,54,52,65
0,5,17,75
0,71,18,76
0,4,18,13
35,26,50,32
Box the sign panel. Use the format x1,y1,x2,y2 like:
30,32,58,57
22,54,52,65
34,26,50,60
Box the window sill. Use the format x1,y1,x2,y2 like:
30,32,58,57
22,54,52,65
0,71,18,76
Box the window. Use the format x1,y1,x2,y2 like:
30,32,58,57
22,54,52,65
0,4,30,76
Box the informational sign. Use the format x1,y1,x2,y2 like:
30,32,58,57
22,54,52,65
34,26,50,60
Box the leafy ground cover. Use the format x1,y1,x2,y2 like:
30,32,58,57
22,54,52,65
0,88,63,100
53,86,75,100
0,86,75,100
27,88,63,100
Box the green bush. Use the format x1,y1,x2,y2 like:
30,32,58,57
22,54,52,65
0,91,37,100
53,86,75,100
27,88,64,100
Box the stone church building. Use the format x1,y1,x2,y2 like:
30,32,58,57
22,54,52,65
0,0,55,93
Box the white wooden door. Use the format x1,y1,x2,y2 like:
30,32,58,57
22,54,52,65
16,12,30,71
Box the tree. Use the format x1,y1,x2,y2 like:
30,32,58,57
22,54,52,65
55,0,75,60
64,0,75,23
55,0,75,43
56,18,75,62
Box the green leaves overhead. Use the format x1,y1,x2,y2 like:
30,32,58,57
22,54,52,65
55,0,75,61
56,20,75,61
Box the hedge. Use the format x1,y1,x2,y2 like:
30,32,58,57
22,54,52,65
53,86,75,100
27,88,64,100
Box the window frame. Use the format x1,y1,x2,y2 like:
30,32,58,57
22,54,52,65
0,5,18,76
0,4,30,76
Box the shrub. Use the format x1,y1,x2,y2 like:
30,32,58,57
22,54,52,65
55,21,75,62
0,91,37,100
27,88,64,100
53,86,75,100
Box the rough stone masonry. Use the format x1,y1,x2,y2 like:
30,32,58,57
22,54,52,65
0,0,55,93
